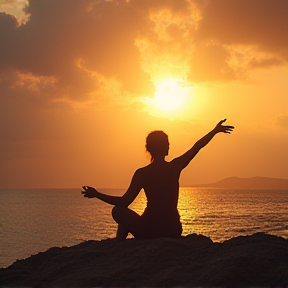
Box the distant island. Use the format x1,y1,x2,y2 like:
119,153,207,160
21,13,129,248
192,176,288,189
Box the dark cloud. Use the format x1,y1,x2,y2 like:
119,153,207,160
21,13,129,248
183,0,288,83
0,11,18,30
197,0,288,59
0,0,155,99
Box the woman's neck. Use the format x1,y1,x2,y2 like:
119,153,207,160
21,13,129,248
152,157,166,164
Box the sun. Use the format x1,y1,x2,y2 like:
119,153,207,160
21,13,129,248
141,77,196,119
150,78,190,112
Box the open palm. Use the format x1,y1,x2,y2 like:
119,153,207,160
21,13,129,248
215,119,234,134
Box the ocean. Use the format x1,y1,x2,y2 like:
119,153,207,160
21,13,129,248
0,187,288,268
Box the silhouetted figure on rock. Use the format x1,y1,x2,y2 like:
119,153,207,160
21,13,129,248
82,119,234,240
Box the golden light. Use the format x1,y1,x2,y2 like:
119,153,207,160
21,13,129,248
151,78,189,112
140,77,201,120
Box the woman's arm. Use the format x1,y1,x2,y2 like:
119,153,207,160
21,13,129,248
82,169,143,207
173,119,234,170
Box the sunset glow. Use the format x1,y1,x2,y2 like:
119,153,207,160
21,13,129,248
151,78,189,112
0,0,287,189
142,78,195,118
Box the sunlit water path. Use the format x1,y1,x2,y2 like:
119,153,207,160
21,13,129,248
1,188,288,268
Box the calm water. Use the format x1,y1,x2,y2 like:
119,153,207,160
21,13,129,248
0,188,288,268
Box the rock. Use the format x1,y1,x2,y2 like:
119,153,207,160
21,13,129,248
0,233,288,287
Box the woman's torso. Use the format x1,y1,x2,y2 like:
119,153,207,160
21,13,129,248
139,160,181,216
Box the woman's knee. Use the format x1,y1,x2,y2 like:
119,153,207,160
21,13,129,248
112,205,139,222
112,205,124,222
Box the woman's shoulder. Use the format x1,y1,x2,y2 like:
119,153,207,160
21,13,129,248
135,162,163,175
134,164,150,174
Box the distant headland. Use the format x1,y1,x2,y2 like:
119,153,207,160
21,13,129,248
192,176,288,189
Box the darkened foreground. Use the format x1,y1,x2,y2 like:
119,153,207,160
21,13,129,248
1,233,288,287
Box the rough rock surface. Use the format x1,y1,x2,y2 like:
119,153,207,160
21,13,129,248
0,233,288,287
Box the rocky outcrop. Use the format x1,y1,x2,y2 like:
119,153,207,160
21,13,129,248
1,233,288,287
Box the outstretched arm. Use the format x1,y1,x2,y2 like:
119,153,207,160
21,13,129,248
82,169,143,207
173,119,234,170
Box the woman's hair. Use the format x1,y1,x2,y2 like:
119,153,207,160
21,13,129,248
145,130,169,162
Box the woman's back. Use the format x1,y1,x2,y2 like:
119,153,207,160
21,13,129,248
139,161,181,212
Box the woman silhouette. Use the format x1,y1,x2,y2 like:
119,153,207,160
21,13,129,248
82,119,234,240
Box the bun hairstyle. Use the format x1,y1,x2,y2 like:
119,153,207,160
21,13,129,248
145,130,169,162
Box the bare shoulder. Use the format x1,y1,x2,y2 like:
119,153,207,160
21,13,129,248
136,163,157,176
134,165,149,175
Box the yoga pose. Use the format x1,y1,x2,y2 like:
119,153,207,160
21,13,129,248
82,119,234,240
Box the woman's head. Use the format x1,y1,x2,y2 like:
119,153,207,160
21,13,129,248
146,130,169,162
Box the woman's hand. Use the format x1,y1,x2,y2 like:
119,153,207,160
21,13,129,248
81,186,127,206
214,119,234,134
82,186,98,198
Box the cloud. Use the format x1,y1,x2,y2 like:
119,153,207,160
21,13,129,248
0,0,287,104
197,0,288,60
0,0,29,23
184,0,288,83
0,0,154,100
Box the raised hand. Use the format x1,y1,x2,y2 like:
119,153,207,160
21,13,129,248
81,186,98,198
215,119,234,134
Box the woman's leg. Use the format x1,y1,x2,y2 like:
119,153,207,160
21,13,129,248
112,206,141,240
115,225,129,240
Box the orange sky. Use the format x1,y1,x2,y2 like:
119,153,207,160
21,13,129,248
0,0,287,189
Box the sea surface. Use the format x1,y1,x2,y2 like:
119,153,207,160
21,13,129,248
1,187,288,268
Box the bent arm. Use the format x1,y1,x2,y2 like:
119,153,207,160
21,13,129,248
82,187,124,205
173,119,234,170
82,169,143,207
